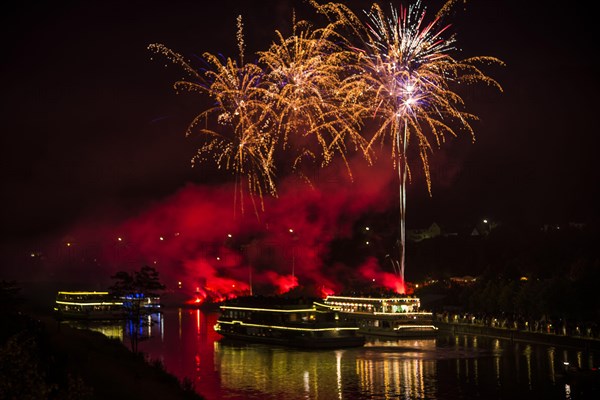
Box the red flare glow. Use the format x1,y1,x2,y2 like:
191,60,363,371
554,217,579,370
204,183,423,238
358,257,407,294
319,286,336,298
265,271,298,294
39,156,420,300
185,296,205,306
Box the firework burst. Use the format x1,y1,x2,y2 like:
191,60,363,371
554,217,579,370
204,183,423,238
257,13,367,182
148,42,278,216
151,10,369,207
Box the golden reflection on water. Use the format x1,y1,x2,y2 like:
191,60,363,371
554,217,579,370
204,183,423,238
493,339,501,386
91,323,124,340
548,347,556,383
215,342,341,398
214,338,436,399
336,350,343,400
357,352,429,398
61,320,124,340
523,344,532,390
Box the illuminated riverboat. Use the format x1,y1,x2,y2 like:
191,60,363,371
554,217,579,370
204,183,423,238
323,295,438,338
54,291,161,320
54,291,125,320
121,293,162,310
214,297,365,349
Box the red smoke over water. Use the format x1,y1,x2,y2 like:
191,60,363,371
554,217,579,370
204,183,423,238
38,156,413,300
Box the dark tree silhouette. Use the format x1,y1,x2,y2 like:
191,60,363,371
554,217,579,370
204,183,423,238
109,265,165,353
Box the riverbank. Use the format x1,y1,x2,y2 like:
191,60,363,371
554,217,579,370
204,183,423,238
436,321,600,351
1,305,205,399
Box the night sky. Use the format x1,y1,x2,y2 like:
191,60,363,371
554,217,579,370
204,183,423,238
1,1,598,288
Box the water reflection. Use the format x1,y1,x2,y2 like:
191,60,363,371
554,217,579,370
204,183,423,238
65,308,598,400
61,319,125,340
549,347,557,383
61,312,162,344
357,339,436,399
216,341,341,399
213,337,440,399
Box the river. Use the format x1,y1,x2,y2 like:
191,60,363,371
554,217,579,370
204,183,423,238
66,307,599,399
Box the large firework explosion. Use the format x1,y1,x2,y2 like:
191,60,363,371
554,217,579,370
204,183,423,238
149,0,502,294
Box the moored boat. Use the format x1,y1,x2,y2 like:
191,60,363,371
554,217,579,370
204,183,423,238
214,296,366,349
54,291,125,320
54,291,162,320
323,294,438,338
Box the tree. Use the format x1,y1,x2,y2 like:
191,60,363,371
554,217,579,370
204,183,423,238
0,280,24,316
109,265,165,353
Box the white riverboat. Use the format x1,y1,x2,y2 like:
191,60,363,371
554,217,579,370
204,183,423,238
214,296,366,349
55,291,161,320
54,291,125,320
323,294,438,338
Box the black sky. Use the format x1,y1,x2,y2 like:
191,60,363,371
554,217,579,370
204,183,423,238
1,0,598,251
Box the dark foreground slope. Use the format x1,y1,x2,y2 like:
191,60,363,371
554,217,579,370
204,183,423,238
1,304,204,400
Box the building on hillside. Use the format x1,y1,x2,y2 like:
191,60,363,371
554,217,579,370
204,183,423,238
406,222,442,242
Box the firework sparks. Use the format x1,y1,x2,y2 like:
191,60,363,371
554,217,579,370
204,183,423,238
257,12,367,182
259,19,331,177
150,10,368,210
188,55,278,215
149,43,278,215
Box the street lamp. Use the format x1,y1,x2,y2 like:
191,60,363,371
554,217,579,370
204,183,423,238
288,228,298,279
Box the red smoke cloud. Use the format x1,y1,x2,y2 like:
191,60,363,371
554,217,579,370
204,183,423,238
357,256,409,295
38,155,412,299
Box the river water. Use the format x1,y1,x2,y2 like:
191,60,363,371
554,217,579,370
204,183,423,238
70,307,599,399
